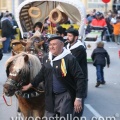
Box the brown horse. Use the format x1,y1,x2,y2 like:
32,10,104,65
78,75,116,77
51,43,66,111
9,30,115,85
3,52,45,119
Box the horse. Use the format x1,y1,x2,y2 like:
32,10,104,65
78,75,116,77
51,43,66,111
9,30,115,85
3,52,45,119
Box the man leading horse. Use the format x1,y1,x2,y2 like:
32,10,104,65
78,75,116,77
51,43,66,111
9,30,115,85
22,35,86,119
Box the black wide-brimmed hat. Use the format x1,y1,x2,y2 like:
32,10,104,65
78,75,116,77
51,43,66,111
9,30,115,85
56,26,67,35
66,28,79,36
48,34,64,42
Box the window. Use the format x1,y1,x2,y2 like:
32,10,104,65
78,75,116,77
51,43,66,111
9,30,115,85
88,0,103,3
88,3,105,8
88,0,93,2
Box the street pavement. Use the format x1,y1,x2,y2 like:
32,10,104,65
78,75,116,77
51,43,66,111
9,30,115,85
0,42,120,120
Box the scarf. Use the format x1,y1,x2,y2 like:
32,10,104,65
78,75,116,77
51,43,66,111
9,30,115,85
48,48,70,77
66,40,85,52
48,47,70,66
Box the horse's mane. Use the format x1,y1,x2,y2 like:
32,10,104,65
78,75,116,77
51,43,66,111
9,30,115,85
6,52,42,81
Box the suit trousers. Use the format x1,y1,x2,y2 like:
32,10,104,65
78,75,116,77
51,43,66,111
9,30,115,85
44,91,74,120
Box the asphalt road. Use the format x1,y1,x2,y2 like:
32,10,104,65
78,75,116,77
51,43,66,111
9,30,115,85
0,42,120,120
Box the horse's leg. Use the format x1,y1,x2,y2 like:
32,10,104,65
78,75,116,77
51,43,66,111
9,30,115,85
16,94,45,120
19,105,31,120
17,96,32,119
32,110,41,120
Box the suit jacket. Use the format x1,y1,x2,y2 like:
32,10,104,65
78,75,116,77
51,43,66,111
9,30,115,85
1,19,14,37
91,47,110,67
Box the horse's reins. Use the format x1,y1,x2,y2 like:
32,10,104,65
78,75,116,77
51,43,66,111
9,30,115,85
2,93,12,106
31,87,44,93
2,86,44,106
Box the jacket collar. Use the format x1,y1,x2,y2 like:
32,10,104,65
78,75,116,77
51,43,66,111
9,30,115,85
66,40,84,51
48,47,70,66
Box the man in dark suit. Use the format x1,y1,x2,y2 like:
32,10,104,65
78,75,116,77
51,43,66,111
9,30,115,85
66,28,88,117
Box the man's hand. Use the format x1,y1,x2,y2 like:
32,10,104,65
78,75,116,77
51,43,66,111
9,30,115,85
22,83,32,91
107,64,110,68
74,98,82,113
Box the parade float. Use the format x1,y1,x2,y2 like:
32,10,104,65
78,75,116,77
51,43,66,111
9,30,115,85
15,0,103,62
15,0,86,38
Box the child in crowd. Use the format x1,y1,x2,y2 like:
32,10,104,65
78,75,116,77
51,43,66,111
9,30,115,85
91,41,110,87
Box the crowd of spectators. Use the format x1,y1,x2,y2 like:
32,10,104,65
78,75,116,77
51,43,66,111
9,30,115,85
86,9,120,44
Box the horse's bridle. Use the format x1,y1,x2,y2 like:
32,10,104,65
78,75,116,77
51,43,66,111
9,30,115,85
5,56,43,98
5,73,28,90
5,60,31,90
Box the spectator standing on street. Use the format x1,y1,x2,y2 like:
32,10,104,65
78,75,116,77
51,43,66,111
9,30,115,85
110,13,117,24
91,41,110,87
22,35,85,119
86,11,95,24
8,13,18,39
1,14,15,53
111,16,120,45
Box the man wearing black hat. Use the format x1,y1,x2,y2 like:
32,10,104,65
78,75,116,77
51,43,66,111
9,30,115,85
56,26,68,46
66,28,88,117
22,35,85,119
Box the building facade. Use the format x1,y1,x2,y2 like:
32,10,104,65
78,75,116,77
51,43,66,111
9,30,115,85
80,0,113,13
0,0,113,14
0,0,24,14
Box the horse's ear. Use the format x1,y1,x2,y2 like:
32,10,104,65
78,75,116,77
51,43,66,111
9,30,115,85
12,50,17,56
20,40,27,46
24,55,29,62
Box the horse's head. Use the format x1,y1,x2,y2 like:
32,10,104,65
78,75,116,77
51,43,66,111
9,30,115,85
3,53,31,96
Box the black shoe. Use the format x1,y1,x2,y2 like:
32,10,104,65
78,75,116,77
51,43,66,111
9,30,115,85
95,82,101,87
101,81,106,85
